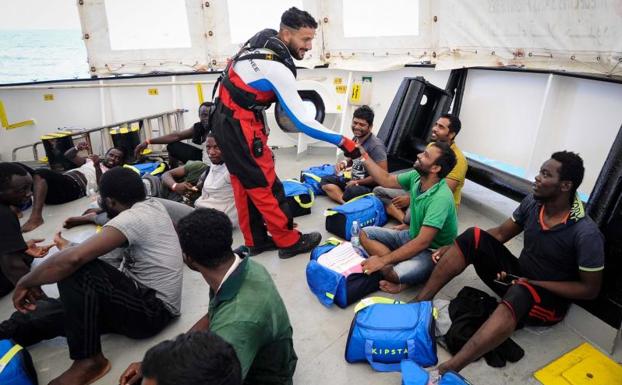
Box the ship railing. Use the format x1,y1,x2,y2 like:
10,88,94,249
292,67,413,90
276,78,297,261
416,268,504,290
11,109,187,162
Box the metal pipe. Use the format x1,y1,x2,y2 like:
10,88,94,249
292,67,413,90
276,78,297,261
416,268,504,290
11,109,187,161
0,80,218,91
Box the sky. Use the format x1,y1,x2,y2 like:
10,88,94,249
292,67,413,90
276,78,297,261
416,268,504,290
0,0,81,30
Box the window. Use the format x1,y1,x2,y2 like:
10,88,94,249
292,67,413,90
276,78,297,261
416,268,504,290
342,0,419,38
227,0,304,44
105,0,191,50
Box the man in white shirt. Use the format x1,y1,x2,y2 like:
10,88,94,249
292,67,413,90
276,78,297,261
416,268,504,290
21,143,125,232
194,133,237,227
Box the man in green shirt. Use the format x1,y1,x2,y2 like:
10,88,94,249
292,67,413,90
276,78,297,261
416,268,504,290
359,142,458,293
120,208,297,385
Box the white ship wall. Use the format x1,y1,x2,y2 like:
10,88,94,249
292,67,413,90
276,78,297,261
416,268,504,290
1,67,621,198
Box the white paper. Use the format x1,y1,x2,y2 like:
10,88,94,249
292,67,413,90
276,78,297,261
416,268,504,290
317,242,364,277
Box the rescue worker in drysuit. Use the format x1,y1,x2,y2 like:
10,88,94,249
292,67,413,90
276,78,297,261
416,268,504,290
211,7,361,259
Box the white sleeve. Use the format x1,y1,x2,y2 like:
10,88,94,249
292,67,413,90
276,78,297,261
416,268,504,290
246,61,344,146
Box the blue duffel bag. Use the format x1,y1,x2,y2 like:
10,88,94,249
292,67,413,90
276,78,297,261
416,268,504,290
300,163,335,195
124,161,168,177
0,339,38,385
345,301,437,371
306,238,380,308
282,179,315,217
401,360,473,385
325,194,387,240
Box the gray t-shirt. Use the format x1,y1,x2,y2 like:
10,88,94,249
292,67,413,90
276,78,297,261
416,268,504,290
351,133,387,180
105,198,184,315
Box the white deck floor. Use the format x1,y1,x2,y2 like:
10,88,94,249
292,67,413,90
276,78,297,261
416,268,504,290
2,147,620,385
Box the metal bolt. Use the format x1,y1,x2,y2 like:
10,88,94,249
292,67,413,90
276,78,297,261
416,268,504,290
205,2,210,7
325,52,331,59
212,59,217,65
90,66,96,72
208,31,213,37
323,17,329,23
78,0,84,5
432,51,437,58
571,55,576,60
84,33,90,40
433,16,438,22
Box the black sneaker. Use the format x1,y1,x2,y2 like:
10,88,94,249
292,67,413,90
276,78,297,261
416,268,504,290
278,232,322,259
233,239,277,257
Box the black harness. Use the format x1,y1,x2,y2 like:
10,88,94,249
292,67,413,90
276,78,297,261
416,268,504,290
213,29,297,112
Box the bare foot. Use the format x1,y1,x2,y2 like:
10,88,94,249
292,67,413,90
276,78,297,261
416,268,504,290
21,216,44,232
53,232,71,250
63,213,96,229
379,280,407,294
48,354,111,385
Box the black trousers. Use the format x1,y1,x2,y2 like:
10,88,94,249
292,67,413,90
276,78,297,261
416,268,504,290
32,168,85,204
455,227,569,326
166,142,203,164
0,260,174,359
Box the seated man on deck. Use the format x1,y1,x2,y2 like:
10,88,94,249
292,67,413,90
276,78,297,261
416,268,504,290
320,105,387,204
139,331,242,385
11,167,188,385
64,133,238,228
0,163,54,298
120,208,297,385
358,142,458,293
374,113,467,225
414,151,604,374
21,142,125,232
134,102,213,166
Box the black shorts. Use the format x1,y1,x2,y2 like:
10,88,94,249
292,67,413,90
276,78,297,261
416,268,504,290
33,168,85,205
455,226,569,327
320,174,371,202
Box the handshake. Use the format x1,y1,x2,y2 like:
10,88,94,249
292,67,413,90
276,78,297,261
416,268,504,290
338,137,361,159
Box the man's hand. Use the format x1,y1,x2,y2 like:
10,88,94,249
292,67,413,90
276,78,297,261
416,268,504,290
361,255,386,275
173,182,196,194
431,245,451,264
88,154,101,166
335,161,347,173
134,142,148,159
345,180,359,188
25,239,54,258
76,142,89,151
339,137,361,159
13,284,45,313
119,362,143,385
496,271,526,285
391,195,410,209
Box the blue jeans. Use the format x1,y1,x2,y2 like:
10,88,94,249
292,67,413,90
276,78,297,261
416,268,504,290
362,226,434,285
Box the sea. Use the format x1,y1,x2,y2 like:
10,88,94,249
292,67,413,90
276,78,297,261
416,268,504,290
0,29,89,85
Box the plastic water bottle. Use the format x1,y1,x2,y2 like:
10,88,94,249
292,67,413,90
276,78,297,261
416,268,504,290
351,221,361,248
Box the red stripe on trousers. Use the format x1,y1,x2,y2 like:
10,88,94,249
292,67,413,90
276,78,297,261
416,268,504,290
516,281,541,304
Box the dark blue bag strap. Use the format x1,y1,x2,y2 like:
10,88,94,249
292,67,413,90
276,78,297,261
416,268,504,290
365,339,416,372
